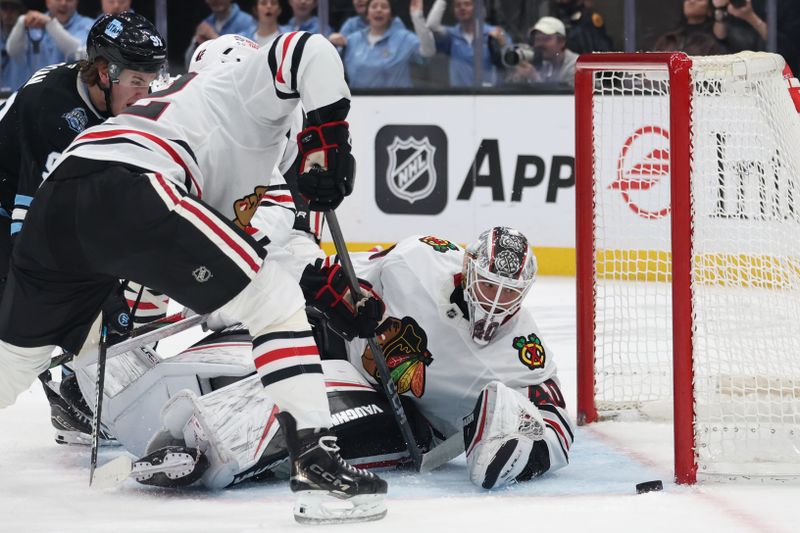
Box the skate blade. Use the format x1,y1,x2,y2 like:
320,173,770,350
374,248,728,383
55,431,119,447
293,492,387,525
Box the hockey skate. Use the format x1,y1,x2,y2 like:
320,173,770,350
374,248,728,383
277,412,388,524
41,372,117,447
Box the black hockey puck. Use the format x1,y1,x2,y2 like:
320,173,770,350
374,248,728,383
636,480,663,494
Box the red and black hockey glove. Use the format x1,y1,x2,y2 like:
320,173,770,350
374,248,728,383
300,260,385,341
296,121,355,211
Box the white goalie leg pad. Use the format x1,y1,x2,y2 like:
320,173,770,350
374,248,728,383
156,390,239,489
463,381,546,489
154,377,284,489
0,342,54,408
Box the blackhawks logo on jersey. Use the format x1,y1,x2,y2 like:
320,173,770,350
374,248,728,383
362,316,434,398
513,333,545,370
419,236,458,253
233,185,268,232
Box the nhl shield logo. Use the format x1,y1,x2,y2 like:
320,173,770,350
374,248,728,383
62,107,88,134
386,136,437,204
375,125,447,215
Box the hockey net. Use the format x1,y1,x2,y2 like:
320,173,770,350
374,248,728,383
576,52,800,483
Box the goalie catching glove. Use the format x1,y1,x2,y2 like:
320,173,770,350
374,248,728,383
300,259,385,341
296,121,355,211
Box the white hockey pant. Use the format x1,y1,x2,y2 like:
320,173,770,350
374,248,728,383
0,342,53,408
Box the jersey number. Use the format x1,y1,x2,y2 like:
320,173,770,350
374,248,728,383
121,73,198,121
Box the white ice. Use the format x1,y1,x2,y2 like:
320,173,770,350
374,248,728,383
1,277,798,533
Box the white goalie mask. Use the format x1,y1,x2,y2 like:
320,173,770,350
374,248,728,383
463,227,537,345
188,34,260,73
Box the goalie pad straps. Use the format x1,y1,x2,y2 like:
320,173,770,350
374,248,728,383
462,381,547,490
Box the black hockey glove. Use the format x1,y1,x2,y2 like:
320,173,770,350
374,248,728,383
296,121,355,211
300,260,385,341
101,283,133,338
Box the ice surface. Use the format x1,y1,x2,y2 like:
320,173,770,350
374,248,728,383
1,277,797,532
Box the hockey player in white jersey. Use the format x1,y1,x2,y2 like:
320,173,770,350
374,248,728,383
300,226,574,489
0,30,387,523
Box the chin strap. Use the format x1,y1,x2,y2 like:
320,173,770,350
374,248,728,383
100,80,113,118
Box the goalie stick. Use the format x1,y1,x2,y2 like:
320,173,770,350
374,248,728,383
50,312,207,371
325,211,427,470
92,429,465,489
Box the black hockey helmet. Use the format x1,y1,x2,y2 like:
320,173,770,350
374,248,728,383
87,12,167,78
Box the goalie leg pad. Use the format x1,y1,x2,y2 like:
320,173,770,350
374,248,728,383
463,381,545,489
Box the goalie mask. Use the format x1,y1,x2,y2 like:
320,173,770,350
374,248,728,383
463,227,537,345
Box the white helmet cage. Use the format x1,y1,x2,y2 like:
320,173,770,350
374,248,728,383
463,227,537,345
188,34,260,73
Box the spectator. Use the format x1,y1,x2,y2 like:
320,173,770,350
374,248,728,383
4,0,93,88
551,0,612,54
1,0,25,92
752,0,800,74
251,0,281,47
100,0,131,15
652,0,725,55
488,0,547,44
335,0,404,38
506,16,576,87
281,0,319,33
184,0,255,69
340,0,435,88
711,0,764,53
751,0,800,74
422,0,510,87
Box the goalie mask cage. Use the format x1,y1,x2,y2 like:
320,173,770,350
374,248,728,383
576,52,800,484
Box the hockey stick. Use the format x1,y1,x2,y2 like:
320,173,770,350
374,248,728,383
49,312,206,370
89,324,108,486
324,211,424,471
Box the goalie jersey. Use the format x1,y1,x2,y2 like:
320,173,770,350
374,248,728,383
345,236,571,447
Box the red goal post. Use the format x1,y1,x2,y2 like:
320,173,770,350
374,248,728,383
575,52,800,484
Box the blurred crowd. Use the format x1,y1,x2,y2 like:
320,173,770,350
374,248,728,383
2,0,800,92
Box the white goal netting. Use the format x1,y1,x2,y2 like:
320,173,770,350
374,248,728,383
588,52,800,478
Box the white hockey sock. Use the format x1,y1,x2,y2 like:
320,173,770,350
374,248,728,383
251,308,331,430
0,341,54,408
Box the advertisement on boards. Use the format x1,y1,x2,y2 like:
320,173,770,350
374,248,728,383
340,95,576,274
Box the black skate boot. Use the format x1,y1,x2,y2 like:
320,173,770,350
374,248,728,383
41,372,116,446
277,412,388,524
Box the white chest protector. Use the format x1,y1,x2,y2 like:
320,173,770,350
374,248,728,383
345,236,557,436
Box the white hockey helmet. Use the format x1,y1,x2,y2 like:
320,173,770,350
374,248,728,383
188,34,260,73
463,227,537,345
